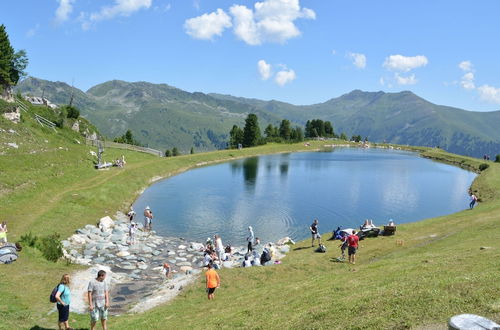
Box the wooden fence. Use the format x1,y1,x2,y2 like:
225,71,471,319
85,139,163,157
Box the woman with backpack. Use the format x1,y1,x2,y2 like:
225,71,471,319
54,274,72,330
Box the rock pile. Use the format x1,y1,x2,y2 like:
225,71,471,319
62,211,293,314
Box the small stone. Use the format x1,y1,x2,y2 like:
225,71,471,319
175,257,187,262
137,262,148,270
93,257,105,264
167,251,176,256
117,250,130,257
69,249,78,256
480,246,492,250
152,250,161,256
177,261,191,267
178,245,187,250
180,266,192,273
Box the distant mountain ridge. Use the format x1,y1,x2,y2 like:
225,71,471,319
15,77,500,157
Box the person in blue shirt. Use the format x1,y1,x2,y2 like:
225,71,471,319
55,274,72,330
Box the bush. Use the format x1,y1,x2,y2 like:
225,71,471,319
165,149,171,157
66,106,80,119
19,231,38,247
479,163,489,171
495,154,500,163
36,233,63,262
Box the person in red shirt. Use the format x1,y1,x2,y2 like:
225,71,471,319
205,262,220,300
347,230,360,264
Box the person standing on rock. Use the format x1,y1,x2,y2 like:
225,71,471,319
128,222,136,245
310,219,321,247
55,274,72,330
127,207,136,222
205,262,220,300
88,270,110,330
247,226,255,254
143,206,153,231
163,262,171,279
214,234,224,264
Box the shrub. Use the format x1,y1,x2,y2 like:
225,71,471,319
479,163,489,171
165,149,171,157
36,233,63,262
495,154,500,163
19,231,38,247
66,106,80,119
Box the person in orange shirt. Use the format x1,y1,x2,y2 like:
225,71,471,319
205,262,220,300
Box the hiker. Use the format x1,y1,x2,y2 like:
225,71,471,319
0,221,7,244
128,222,136,245
163,262,171,279
469,193,478,209
203,251,213,267
127,207,136,222
143,206,153,231
214,234,224,263
347,230,360,264
310,219,322,247
247,226,255,254
88,270,110,330
242,255,252,267
251,250,261,266
205,262,220,300
260,246,272,265
55,274,72,330
338,236,348,260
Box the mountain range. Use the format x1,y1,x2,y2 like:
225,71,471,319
15,77,500,157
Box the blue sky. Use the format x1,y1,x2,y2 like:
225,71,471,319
1,0,500,111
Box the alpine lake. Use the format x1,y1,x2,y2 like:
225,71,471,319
133,147,476,246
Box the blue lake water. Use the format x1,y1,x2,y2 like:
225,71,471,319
133,148,476,245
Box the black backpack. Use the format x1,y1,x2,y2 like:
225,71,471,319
49,284,64,303
316,244,327,253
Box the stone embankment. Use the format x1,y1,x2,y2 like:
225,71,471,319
62,212,293,314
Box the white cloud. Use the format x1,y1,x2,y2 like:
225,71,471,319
395,73,417,85
331,49,337,55
82,0,152,29
347,52,366,69
26,24,40,37
229,0,315,45
275,67,296,86
460,72,475,90
459,60,473,72
477,85,500,104
184,8,232,40
54,0,74,24
383,55,428,72
257,60,272,80
379,77,385,86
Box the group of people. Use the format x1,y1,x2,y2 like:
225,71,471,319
310,219,360,264
125,205,152,244
53,270,110,330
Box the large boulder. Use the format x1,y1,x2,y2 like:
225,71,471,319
99,216,115,232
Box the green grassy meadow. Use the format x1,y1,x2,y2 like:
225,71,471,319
0,112,499,329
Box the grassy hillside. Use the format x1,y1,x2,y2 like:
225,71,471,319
1,107,499,329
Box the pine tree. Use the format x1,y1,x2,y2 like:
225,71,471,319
0,25,28,89
279,119,291,141
243,114,261,147
190,147,194,154
229,125,244,148
172,147,179,156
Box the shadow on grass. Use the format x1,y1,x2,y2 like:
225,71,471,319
293,246,312,251
30,327,89,330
